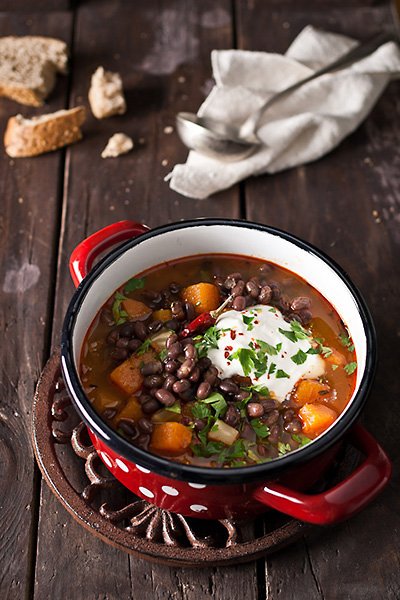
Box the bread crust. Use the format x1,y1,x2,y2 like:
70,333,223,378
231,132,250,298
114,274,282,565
4,106,86,157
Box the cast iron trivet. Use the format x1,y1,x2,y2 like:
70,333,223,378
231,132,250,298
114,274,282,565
32,350,359,567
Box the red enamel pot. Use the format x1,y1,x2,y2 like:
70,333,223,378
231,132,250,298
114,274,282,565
61,219,391,523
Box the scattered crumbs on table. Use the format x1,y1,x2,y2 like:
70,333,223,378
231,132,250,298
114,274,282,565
164,125,174,134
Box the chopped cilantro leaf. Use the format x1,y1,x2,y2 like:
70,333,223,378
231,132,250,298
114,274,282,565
166,402,181,414
250,419,270,438
137,339,151,355
191,402,211,420
290,320,311,339
268,362,276,376
256,339,279,355
124,277,145,293
112,291,128,325
278,442,291,456
292,433,312,447
229,347,255,377
276,369,290,379
291,349,308,365
278,327,298,343
344,361,357,375
242,315,255,331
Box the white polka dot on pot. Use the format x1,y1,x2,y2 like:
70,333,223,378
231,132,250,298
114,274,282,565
188,482,206,489
190,504,208,513
135,464,151,474
161,485,179,496
100,451,113,469
115,458,129,472
139,486,155,499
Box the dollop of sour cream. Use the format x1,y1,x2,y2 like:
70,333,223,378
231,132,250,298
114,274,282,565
206,305,325,401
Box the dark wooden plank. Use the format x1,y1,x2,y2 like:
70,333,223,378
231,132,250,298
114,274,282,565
33,2,254,599
237,2,400,599
0,1,70,10
0,10,73,600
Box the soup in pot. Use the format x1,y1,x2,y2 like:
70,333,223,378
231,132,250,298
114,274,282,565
79,254,357,467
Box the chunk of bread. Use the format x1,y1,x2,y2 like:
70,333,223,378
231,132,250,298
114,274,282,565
88,66,126,119
4,106,86,157
101,133,133,158
0,35,69,106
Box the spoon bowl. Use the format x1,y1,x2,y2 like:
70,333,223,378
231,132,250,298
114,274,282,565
176,31,394,162
176,112,260,162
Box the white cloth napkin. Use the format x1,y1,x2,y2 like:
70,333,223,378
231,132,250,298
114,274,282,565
166,25,400,199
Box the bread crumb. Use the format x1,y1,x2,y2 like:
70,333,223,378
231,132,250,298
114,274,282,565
89,66,126,119
101,133,133,158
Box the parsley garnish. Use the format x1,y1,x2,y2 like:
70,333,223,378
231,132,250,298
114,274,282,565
276,369,290,379
344,361,357,375
278,442,291,456
124,277,145,293
250,419,270,438
165,402,182,414
291,349,308,365
229,348,256,377
137,339,151,355
243,315,255,331
292,433,312,447
339,333,355,352
256,339,279,356
112,291,128,325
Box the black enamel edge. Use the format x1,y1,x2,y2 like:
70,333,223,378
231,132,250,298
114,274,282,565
60,218,377,486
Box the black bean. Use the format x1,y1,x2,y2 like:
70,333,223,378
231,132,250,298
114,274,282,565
179,387,195,402
155,388,176,407
234,389,250,402
211,265,222,279
259,263,272,275
258,285,272,304
247,402,264,418
279,294,290,311
219,379,239,395
260,398,279,411
116,337,130,348
282,408,296,422
233,295,246,311
284,419,302,434
136,433,150,448
120,322,134,338
171,301,185,320
103,408,117,420
184,302,196,322
140,360,163,376
167,342,182,359
194,419,206,431
298,309,312,326
164,319,180,332
163,375,177,390
133,321,148,341
110,347,128,361
268,423,281,443
181,337,194,347
106,330,120,345
269,282,281,301
142,398,161,415
224,404,241,427
138,418,154,433
184,343,197,360
197,356,211,371
262,409,280,426
224,275,238,289
290,296,312,311
257,443,269,457
166,333,178,349
128,339,142,352
100,308,115,326
245,279,260,298
142,289,162,303
189,366,200,383
148,320,163,334
143,374,163,389
241,422,254,439
172,379,191,394
117,419,139,438
197,381,211,399
177,358,195,379
164,360,179,373
169,281,182,294
203,366,218,385
231,280,245,297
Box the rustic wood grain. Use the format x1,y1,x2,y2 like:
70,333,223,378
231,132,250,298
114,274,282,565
0,10,73,600
237,2,400,599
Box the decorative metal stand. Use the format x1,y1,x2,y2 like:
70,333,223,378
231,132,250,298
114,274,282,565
32,350,358,567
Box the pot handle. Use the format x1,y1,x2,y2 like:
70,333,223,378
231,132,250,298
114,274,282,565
69,220,150,287
252,423,391,525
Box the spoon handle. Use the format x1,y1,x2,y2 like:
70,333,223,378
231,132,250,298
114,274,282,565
240,30,394,140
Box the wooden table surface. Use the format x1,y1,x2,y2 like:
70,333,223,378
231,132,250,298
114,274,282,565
1,1,400,598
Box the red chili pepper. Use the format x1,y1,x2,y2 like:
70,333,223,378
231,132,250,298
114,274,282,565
178,293,234,340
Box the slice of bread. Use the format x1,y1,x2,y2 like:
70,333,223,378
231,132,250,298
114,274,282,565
89,66,126,119
4,106,86,157
101,133,133,158
0,35,69,106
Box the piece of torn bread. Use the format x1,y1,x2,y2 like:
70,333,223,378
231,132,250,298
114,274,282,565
89,66,126,119
4,106,86,157
0,35,69,106
101,133,133,158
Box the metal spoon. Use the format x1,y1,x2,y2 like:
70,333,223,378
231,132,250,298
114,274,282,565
176,30,393,162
